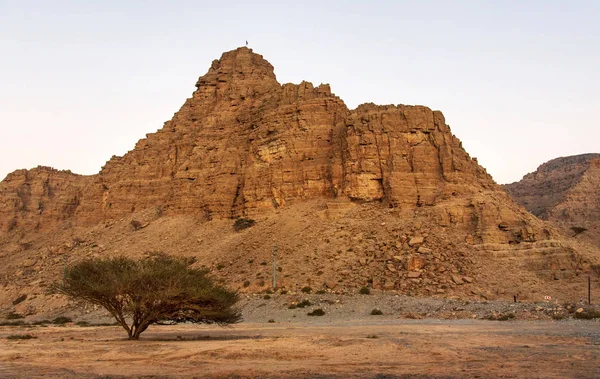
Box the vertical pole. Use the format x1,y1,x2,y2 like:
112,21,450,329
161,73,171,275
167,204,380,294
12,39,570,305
272,243,277,290
588,274,591,305
63,256,67,287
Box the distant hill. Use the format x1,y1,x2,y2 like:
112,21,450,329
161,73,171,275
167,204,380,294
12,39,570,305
504,153,600,248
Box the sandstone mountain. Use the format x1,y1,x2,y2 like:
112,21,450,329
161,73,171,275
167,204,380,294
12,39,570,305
504,153,600,248
0,47,597,315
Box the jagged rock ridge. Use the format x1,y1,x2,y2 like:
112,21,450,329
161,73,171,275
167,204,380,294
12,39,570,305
504,153,600,247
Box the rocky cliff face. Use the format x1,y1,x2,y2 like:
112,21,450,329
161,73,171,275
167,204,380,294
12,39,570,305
0,48,502,230
0,48,597,311
1,47,526,242
504,154,600,247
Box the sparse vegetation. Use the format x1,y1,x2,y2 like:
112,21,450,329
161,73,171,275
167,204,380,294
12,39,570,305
268,319,275,323
52,316,72,324
51,254,241,340
12,294,27,305
233,217,255,231
243,280,251,288
296,300,312,308
301,286,312,293
0,320,25,326
130,219,144,231
360,287,371,295
483,312,516,321
263,295,271,300
366,334,378,339
571,226,588,236
279,289,288,295
31,320,51,326
6,312,24,320
316,289,327,294
370,308,383,315
6,334,36,340
574,308,600,320
216,264,225,270
307,308,325,316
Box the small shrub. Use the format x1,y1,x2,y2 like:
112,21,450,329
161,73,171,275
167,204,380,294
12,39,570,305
12,294,27,305
316,289,327,294
216,264,225,270
52,316,72,324
6,312,24,320
130,220,144,231
248,259,254,264
0,320,25,326
571,226,588,236
243,280,251,288
307,308,325,316
301,286,312,294
366,334,378,339
263,295,271,300
31,320,51,326
370,308,383,315
75,321,90,327
279,289,288,295
233,218,255,232
288,304,297,309
483,313,515,321
265,289,273,294
267,319,275,323
6,334,36,340
260,261,267,266
574,308,600,320
360,287,371,295
296,300,312,308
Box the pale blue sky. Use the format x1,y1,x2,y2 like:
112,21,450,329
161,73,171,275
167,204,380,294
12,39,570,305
1,1,598,184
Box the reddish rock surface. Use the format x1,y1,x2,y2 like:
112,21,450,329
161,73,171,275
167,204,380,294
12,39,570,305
0,47,598,314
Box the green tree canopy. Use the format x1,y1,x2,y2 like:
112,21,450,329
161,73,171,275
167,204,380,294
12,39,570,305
52,254,241,339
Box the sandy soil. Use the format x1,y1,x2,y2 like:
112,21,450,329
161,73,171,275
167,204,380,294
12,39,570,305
1,318,599,378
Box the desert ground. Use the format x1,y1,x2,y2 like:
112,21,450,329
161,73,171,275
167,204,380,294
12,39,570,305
1,296,599,379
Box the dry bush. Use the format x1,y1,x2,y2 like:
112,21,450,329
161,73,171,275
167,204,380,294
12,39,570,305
51,254,241,340
233,218,255,231
307,308,325,316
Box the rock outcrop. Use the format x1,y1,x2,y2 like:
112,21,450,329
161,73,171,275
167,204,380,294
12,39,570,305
504,154,600,247
0,47,538,243
0,47,597,311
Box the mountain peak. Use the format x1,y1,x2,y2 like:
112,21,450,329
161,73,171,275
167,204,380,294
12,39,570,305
195,47,278,92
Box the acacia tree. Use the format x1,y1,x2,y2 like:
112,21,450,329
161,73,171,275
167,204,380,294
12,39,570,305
52,254,241,340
